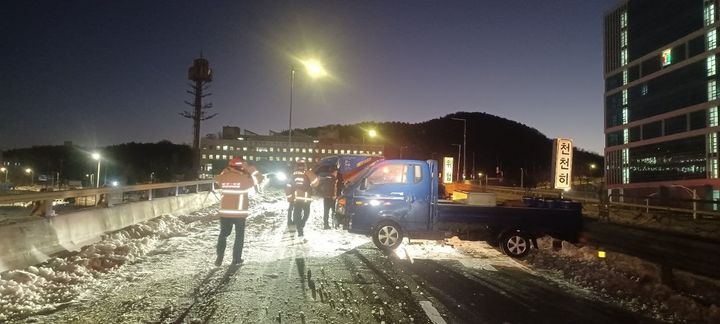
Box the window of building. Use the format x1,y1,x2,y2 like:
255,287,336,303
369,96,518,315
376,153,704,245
622,108,628,124
202,154,207,159
242,155,247,160
621,49,628,66
334,150,338,154
282,157,287,161
620,30,627,48
340,150,345,154
243,147,248,151
270,147,274,152
709,55,717,77
709,133,718,153
622,167,630,184
229,155,233,160
623,129,629,144
710,107,719,127
708,29,717,50
629,126,641,142
290,148,294,152
620,11,627,28
706,2,716,26
661,48,672,67
222,145,228,151
712,159,719,179
308,158,313,162
269,157,274,161
641,83,648,96
321,149,326,153
248,156,254,161
643,121,662,139
691,110,707,130
622,89,628,105
302,148,307,153
623,70,628,85
205,163,213,172
664,115,687,135
256,147,268,152
379,151,383,155
229,146,234,151
353,150,358,154
709,80,718,101
222,155,227,160
209,155,214,160
283,148,287,152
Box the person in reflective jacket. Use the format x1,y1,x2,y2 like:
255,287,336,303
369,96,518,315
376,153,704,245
214,157,263,266
289,160,318,238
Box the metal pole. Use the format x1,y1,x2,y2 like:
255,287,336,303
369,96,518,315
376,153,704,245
456,145,461,182
520,168,524,189
288,67,295,162
462,120,466,180
96,160,101,188
692,189,697,220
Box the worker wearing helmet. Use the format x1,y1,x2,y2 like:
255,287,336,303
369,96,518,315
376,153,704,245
214,156,264,266
289,160,319,238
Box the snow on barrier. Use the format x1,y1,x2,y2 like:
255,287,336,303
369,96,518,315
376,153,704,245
0,191,219,272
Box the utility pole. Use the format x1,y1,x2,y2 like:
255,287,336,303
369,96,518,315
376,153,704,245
452,144,461,182
451,117,467,180
181,54,216,179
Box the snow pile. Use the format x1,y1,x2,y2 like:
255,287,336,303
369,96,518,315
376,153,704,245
526,237,720,323
0,208,215,322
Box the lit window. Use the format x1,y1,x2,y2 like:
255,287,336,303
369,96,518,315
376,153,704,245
622,89,628,105
641,84,648,96
621,49,628,66
353,150,358,154
379,151,383,155
216,146,221,150
270,157,274,161
282,157,287,161
229,155,233,160
302,148,307,153
622,108,628,124
622,148,629,164
222,145,228,151
709,107,719,127
622,167,630,184
308,158,313,162
708,29,717,50
229,146,234,151
202,154,207,159
623,70,628,85
661,48,672,67
321,149,326,153
249,156,254,161
710,133,718,153
209,155,214,160
712,159,719,179
334,150,339,154
620,11,627,28
623,129,629,144
290,148,294,152
270,147,274,152
706,3,716,26
709,55,717,77
620,30,627,48
222,155,227,160
709,80,718,101
283,148,287,152
243,147,248,151
243,155,247,160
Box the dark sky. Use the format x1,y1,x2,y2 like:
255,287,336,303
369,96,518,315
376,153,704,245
1,0,617,153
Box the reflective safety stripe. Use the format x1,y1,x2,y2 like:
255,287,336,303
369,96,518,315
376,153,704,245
222,189,249,194
238,193,244,210
286,195,293,198
311,178,319,186
286,184,292,187
295,197,313,201
219,209,249,214
251,171,260,186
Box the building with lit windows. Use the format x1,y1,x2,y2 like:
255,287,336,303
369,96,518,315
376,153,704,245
199,126,383,178
604,0,720,201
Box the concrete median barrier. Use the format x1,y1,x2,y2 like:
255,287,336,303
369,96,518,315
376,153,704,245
0,192,219,272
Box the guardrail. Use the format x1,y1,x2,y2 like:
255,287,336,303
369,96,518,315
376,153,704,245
484,185,720,220
0,180,216,217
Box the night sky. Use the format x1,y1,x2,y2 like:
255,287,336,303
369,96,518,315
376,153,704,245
2,0,616,153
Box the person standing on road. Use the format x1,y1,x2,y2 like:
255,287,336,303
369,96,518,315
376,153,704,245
321,166,339,230
289,160,317,238
285,163,295,229
215,157,264,266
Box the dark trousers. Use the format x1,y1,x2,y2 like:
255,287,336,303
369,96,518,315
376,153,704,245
287,202,294,225
217,217,246,262
292,201,311,236
323,197,335,228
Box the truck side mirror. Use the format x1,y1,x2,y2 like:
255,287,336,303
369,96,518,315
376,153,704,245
360,178,368,191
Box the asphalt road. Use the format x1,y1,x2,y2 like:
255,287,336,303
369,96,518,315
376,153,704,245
21,191,658,324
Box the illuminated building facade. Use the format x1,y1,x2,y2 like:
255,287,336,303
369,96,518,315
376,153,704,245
199,126,383,178
604,0,720,200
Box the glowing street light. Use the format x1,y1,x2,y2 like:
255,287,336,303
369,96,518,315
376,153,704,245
288,58,327,162
25,168,33,185
0,167,7,183
91,152,102,188
364,129,378,144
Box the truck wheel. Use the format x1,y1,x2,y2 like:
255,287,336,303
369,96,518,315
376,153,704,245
500,231,531,258
372,221,403,251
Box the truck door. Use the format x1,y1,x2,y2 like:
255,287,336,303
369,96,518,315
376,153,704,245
405,163,432,231
354,161,421,231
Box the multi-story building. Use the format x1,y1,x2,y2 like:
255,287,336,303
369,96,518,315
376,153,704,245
604,0,720,201
199,126,383,178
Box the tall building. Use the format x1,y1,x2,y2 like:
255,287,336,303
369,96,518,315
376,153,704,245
604,0,720,201
199,126,383,178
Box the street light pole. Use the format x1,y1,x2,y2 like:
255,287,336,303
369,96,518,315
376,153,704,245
451,118,467,180
0,167,7,183
451,144,461,182
288,66,295,161
92,152,101,187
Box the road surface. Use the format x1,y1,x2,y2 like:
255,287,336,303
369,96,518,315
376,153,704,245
10,189,657,323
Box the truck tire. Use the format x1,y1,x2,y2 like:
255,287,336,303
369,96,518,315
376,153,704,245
372,221,403,251
499,231,531,258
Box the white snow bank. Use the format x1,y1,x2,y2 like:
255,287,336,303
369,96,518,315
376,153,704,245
0,208,216,322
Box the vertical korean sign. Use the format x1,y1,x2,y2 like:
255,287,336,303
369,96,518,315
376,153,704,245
443,157,454,183
551,138,573,190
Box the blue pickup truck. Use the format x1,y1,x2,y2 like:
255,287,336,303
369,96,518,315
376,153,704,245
335,159,583,258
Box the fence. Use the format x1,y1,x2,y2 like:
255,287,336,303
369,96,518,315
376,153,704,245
0,180,216,218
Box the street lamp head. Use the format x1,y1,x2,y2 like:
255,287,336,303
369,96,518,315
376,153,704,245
589,163,597,169
91,152,101,160
0,167,5,172
25,168,32,174
302,59,327,79
368,129,377,138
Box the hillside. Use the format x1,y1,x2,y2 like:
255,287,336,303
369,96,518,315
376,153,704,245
298,111,603,186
